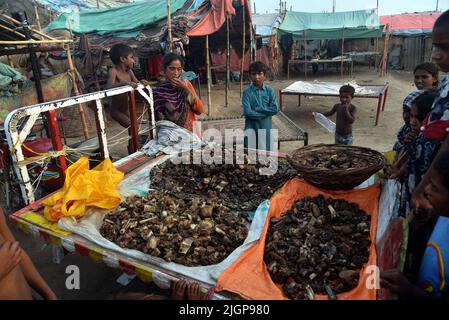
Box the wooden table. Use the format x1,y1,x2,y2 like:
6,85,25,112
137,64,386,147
288,58,354,79
279,81,389,126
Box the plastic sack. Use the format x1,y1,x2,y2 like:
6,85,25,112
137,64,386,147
43,156,124,222
313,112,336,133
216,178,380,300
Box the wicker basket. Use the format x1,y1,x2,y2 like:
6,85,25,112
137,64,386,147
287,144,386,190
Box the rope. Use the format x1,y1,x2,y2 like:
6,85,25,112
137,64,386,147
31,164,48,191
10,101,152,168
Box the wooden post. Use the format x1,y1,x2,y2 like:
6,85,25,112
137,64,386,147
381,24,390,77
34,4,42,31
65,45,89,139
249,21,254,68
226,17,230,108
240,1,246,97
304,31,307,80
0,13,56,40
374,37,380,70
167,0,173,52
0,23,26,39
206,35,212,117
340,30,345,79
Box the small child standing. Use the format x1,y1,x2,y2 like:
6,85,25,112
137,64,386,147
242,61,279,151
393,91,420,155
107,44,148,128
321,85,357,145
393,63,439,154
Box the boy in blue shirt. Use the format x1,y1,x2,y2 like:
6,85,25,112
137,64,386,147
242,61,279,151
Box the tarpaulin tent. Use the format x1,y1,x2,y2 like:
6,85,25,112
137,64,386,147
252,13,284,78
379,12,441,71
253,13,281,38
379,12,441,36
47,0,188,37
36,0,136,12
46,0,195,61
278,9,384,78
187,0,250,37
278,9,383,41
185,0,252,112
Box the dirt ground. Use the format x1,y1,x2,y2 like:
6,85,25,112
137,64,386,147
6,65,417,299
199,66,415,154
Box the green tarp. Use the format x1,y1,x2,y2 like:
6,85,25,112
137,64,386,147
279,9,383,40
47,0,187,37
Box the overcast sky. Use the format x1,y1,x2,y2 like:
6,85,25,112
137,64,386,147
252,0,449,15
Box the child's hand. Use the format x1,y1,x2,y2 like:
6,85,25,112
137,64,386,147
411,191,433,222
186,282,204,300
403,132,417,144
412,205,436,225
380,269,414,296
0,241,22,279
140,80,150,87
130,81,138,89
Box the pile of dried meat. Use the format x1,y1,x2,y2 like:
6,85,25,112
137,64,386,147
264,195,371,299
299,151,372,170
150,149,296,211
100,190,248,266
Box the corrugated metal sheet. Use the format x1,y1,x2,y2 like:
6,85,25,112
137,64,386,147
402,36,428,70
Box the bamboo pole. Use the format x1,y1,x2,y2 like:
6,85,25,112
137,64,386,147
65,45,90,139
34,4,42,31
167,0,173,52
0,13,57,40
206,35,212,117
226,17,230,108
375,37,380,70
0,23,26,39
240,1,246,97
0,45,64,55
341,29,345,79
381,24,390,77
0,39,72,45
304,31,307,80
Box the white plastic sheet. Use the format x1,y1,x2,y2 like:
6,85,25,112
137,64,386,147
376,179,400,243
141,120,204,157
58,200,271,286
282,80,381,96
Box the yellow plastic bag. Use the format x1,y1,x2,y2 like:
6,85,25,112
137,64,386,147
43,156,124,222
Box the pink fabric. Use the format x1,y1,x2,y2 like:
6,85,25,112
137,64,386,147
187,0,251,36
210,47,270,73
380,12,441,31
256,46,270,68
211,48,251,72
